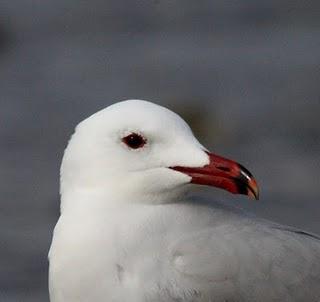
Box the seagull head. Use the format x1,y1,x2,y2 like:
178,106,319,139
61,100,258,206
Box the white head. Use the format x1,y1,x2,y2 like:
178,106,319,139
61,100,258,210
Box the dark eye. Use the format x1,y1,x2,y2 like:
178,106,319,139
122,133,146,149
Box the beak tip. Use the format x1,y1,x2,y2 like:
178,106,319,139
256,191,260,200
249,185,259,201
247,176,259,201
253,192,260,201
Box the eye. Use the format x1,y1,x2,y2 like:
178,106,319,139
122,133,147,149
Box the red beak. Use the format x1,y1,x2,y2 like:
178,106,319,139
170,151,259,200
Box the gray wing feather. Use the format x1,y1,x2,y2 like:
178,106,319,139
170,222,320,302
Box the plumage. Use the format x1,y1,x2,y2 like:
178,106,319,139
49,100,320,302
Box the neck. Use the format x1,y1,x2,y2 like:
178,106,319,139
60,186,190,215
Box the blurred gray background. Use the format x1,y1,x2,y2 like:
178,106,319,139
1,1,319,301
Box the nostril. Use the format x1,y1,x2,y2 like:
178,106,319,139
217,166,230,172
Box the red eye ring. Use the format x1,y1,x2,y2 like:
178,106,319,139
122,133,146,149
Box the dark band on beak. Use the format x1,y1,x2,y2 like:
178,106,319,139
233,169,259,200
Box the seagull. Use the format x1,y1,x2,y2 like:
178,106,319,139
49,99,320,302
